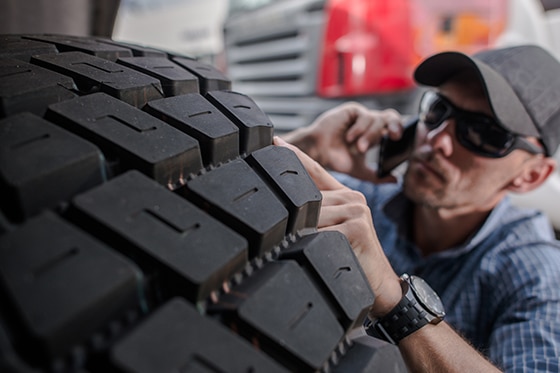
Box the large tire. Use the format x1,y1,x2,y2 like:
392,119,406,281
0,34,406,372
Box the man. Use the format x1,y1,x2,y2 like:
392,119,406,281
276,45,560,372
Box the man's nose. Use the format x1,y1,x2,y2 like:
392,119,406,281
426,120,454,157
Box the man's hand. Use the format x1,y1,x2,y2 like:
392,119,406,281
281,102,404,183
273,136,402,317
274,137,502,372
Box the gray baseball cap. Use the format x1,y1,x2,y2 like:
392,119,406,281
413,45,560,156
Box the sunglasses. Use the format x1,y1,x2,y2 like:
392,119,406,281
418,91,544,158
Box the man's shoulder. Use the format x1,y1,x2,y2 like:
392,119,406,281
481,200,560,276
495,199,557,244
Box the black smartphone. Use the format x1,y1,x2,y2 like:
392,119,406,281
377,116,419,178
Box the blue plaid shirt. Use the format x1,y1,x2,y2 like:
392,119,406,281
337,175,560,372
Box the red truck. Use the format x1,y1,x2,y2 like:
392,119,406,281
223,0,558,131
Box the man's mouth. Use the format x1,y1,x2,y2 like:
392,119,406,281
409,153,448,182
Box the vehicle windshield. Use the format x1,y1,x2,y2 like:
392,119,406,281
228,0,281,14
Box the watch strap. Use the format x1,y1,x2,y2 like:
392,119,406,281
365,280,429,344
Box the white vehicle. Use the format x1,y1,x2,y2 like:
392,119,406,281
112,0,228,61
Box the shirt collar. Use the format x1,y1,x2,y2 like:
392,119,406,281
382,191,516,258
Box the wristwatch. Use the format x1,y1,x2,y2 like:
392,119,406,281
365,273,445,345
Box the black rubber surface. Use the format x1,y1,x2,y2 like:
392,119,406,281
0,34,406,372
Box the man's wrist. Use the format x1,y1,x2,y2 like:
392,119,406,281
367,274,446,345
368,275,403,319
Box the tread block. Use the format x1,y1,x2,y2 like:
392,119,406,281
145,94,239,166
215,261,344,371
172,56,231,93
111,298,288,373
0,211,142,359
0,58,77,118
0,316,41,371
95,38,168,58
0,35,58,62
280,232,375,329
24,35,133,61
46,93,202,186
247,145,321,233
69,171,248,302
32,51,164,108
206,90,273,154
117,57,199,96
186,158,288,257
332,335,407,372
0,112,105,222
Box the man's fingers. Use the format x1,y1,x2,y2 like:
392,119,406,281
318,189,367,224
273,136,344,191
345,107,375,143
344,108,403,150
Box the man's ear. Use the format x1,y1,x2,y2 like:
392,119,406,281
507,157,557,193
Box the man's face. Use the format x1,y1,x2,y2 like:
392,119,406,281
403,80,532,212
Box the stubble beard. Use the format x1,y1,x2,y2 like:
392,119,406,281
402,152,459,210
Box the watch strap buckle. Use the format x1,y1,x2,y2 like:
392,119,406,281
365,317,397,345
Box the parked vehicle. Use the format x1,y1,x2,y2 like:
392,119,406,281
112,0,228,61
223,0,560,131
223,0,504,131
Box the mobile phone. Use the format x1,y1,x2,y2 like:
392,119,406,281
377,116,419,178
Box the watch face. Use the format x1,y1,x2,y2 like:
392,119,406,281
410,276,445,316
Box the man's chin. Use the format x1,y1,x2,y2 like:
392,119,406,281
403,169,448,207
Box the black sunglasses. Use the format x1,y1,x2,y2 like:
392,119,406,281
418,91,544,158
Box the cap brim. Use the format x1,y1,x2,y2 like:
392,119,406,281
413,52,539,138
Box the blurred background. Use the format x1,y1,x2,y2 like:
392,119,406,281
3,0,560,127
4,0,559,128
2,0,560,230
